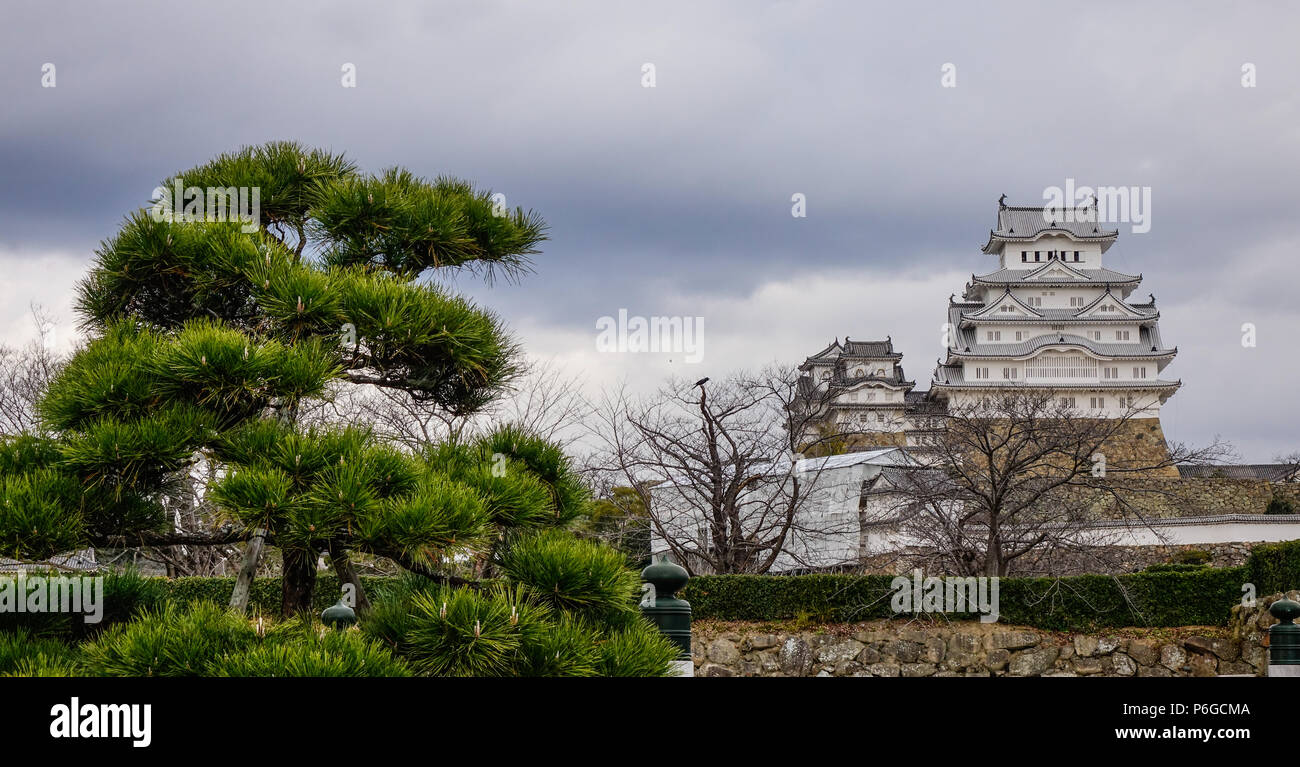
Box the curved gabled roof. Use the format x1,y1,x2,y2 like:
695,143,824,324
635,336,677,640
799,336,902,370
981,205,1119,254
970,262,1140,287
946,331,1176,360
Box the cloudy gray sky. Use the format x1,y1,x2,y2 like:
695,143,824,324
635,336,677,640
2,1,1298,459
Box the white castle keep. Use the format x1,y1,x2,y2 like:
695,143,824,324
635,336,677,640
798,196,1180,445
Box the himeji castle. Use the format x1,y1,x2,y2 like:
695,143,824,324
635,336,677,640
932,197,1180,416
797,196,1180,451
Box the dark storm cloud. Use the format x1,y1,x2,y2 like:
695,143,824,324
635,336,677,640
1,0,1298,457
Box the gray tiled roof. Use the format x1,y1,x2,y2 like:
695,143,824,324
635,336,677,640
970,265,1140,286
962,305,1158,323
946,304,1174,358
0,550,100,573
801,337,901,368
982,205,1118,254
1177,464,1300,481
842,338,901,358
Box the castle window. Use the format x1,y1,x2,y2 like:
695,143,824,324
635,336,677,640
1073,251,1080,261
1090,396,1105,409
1060,397,1076,408
866,392,876,401
1104,367,1118,379
1092,331,1102,340
1034,251,1041,261
986,330,1001,341
1116,330,1130,340
1021,251,1028,262
1002,367,1017,379
1015,331,1023,341
1025,353,1097,379
1133,366,1147,378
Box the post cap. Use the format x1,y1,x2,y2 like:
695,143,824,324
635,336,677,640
321,598,358,629
641,560,689,598
1269,598,1300,624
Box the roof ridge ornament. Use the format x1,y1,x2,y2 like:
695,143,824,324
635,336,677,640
998,193,1007,209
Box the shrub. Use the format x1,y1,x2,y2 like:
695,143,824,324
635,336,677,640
1246,539,1300,595
210,625,411,677
496,529,641,619
1266,496,1296,515
360,579,677,677
1143,563,1207,573
80,601,256,676
1170,549,1212,565
0,628,80,675
681,566,1250,631
395,585,543,677
596,621,680,677
0,567,166,639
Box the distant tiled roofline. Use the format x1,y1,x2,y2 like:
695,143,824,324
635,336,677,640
1177,464,1300,481
799,336,902,369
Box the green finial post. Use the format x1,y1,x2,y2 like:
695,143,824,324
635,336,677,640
321,598,357,630
1268,598,1300,676
640,558,692,676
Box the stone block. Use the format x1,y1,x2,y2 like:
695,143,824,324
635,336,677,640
986,648,1011,671
989,631,1039,651
707,638,740,665
1074,635,1100,657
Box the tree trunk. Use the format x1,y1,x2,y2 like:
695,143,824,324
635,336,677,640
281,547,318,617
328,544,370,614
229,528,265,613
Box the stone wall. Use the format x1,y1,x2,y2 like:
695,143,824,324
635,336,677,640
1087,417,1180,478
691,615,1276,677
1096,477,1300,519
857,540,1274,577
1003,541,1264,576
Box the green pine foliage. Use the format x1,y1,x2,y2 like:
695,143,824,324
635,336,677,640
80,601,258,677
210,619,412,677
497,529,641,618
0,141,673,675
362,580,676,677
0,628,82,675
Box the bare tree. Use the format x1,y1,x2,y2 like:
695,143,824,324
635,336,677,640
587,364,889,575
303,356,590,450
881,390,1231,576
1270,451,1300,482
0,306,66,435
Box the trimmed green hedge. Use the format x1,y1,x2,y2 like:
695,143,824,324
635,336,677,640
1246,538,1300,596
0,572,394,638
682,565,1257,631
7,540,1296,636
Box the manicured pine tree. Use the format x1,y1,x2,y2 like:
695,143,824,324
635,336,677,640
0,142,677,675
